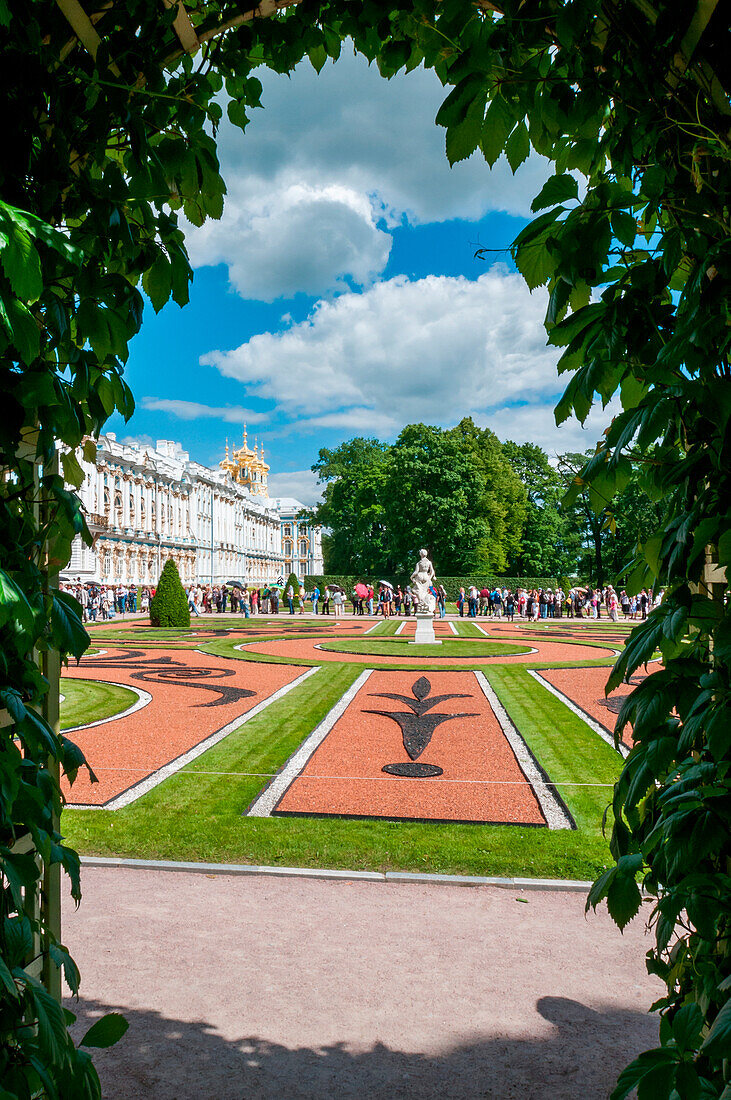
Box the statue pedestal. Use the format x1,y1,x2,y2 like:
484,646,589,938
410,612,441,645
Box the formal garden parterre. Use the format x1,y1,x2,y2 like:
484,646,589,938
59,615,639,880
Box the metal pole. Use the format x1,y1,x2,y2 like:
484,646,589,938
210,486,214,585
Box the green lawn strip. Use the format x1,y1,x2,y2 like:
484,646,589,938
63,658,617,880
319,638,531,658
454,620,488,637
60,678,138,730
485,665,621,835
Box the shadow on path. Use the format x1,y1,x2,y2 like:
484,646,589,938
71,994,656,1099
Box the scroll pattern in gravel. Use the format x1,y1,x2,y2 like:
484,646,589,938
61,648,307,806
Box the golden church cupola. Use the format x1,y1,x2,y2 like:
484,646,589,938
219,427,269,496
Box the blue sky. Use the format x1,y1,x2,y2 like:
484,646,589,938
108,51,613,503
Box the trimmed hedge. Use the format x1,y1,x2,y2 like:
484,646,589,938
305,574,574,600
150,558,190,627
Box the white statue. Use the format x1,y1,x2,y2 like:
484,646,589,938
411,549,436,614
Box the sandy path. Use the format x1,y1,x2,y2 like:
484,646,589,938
64,867,661,1100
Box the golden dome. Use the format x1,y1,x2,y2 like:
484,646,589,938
219,426,269,495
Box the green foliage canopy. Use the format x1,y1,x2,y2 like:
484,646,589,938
311,419,527,574
0,0,729,1095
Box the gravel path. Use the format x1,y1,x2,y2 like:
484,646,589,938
64,867,660,1099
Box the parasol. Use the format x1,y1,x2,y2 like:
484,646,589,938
378,580,394,590
227,580,245,589
354,582,369,598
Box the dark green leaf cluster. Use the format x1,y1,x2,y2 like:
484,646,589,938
149,559,190,628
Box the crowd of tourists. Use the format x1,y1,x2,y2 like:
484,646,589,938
61,580,151,621
61,577,663,623
453,584,660,622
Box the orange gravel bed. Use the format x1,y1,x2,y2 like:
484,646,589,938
273,671,547,824
538,665,659,748
237,637,615,665
61,648,306,806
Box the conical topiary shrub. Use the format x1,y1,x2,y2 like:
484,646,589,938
150,558,190,628
285,571,300,608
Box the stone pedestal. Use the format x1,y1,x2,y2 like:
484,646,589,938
410,612,441,645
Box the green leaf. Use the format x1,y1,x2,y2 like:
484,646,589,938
0,954,18,999
308,44,327,73
0,223,43,302
671,1003,704,1052
30,982,68,1062
611,210,637,247
531,174,579,212
50,589,90,659
481,96,516,167
1,295,40,363
446,114,483,165
505,121,530,172
701,994,731,1058
0,568,36,633
142,254,172,314
80,1012,129,1049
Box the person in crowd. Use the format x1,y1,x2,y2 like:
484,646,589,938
505,590,516,622
312,583,320,615
607,586,619,621
299,585,307,614
322,586,331,615
378,585,389,618
437,584,447,619
367,584,374,616
241,587,250,618
479,586,489,616
286,582,295,614
332,586,344,622
395,586,403,615
640,588,649,619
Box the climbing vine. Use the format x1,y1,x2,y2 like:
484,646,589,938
1,1,728,1095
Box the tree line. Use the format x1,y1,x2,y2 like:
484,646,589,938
309,417,661,586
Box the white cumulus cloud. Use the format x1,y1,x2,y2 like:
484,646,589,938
184,53,552,300
267,469,323,507
141,398,267,425
201,269,558,424
186,183,391,302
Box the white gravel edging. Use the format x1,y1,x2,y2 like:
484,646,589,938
474,671,574,831
246,668,374,817
527,669,630,758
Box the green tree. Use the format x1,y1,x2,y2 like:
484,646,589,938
557,451,608,586
386,423,493,573
502,440,581,576
150,559,190,628
447,418,527,570
310,438,392,574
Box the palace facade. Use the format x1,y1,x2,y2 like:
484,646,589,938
64,432,323,587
